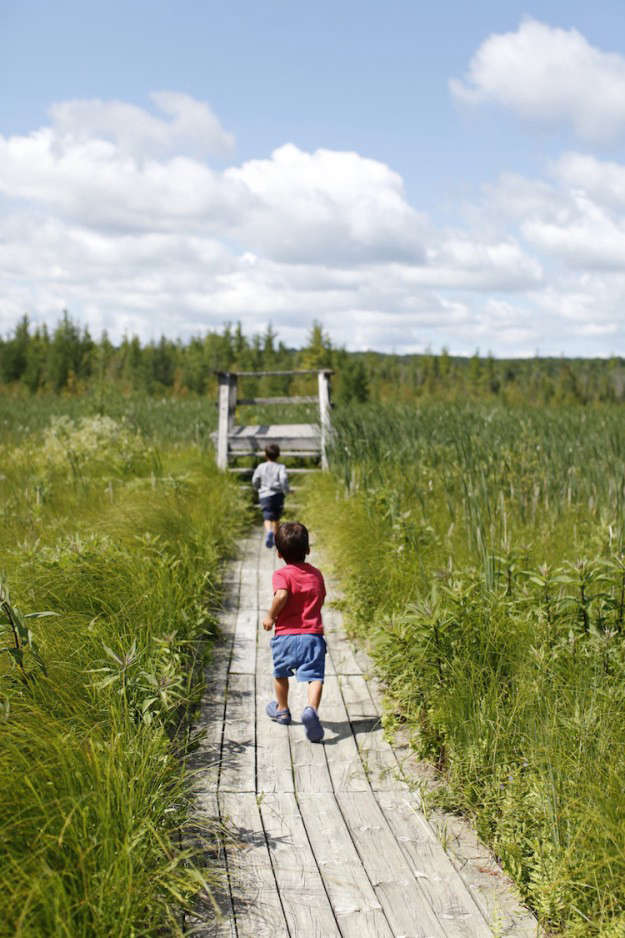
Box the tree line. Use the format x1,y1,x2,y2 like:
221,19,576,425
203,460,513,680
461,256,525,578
1,312,624,406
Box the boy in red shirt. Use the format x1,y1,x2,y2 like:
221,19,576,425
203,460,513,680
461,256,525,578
263,521,326,742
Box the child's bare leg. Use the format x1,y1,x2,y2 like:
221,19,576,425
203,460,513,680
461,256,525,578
307,680,323,711
274,677,289,710
264,519,272,534
271,519,279,535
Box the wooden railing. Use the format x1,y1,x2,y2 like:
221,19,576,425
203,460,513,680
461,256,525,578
215,369,332,471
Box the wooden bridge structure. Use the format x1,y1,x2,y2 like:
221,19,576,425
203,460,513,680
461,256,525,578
215,369,332,472
188,531,539,937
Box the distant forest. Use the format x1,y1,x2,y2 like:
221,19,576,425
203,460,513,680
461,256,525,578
1,312,625,406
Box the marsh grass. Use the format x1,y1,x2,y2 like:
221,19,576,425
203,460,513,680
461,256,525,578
0,412,248,936
303,402,625,937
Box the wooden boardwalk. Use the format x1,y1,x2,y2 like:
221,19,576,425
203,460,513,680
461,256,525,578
189,532,539,938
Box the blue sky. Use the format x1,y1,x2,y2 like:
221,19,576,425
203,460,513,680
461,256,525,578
2,1,625,355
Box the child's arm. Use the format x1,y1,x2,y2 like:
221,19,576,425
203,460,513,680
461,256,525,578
263,589,288,631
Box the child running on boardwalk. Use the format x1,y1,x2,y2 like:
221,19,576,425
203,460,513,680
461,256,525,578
252,443,290,548
263,521,326,742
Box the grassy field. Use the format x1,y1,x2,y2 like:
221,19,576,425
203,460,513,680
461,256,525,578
0,398,249,936
302,402,625,938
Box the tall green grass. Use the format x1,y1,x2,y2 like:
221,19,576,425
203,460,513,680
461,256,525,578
303,402,625,937
0,387,320,449
0,413,248,936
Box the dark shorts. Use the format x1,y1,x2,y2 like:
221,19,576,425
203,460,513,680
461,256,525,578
271,633,326,682
259,493,284,521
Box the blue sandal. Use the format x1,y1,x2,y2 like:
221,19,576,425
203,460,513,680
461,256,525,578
301,706,324,742
266,701,291,724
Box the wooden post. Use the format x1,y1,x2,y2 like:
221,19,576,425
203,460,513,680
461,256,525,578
318,370,331,470
217,372,237,469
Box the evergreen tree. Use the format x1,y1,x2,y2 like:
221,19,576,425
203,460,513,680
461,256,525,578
337,357,369,405
299,321,333,369
47,311,93,391
0,315,30,383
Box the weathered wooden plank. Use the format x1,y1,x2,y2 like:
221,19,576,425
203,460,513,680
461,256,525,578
375,791,494,938
256,666,294,794
229,608,257,675
338,791,450,938
228,424,321,453
260,535,324,791
189,654,231,791
255,539,296,794
323,610,363,675
360,745,408,792
325,635,363,677
219,672,256,793
190,597,239,792
323,593,371,673
320,675,369,792
218,792,289,937
323,643,337,677
318,370,331,469
186,791,236,937
260,792,341,936
232,369,326,376
217,374,236,470
256,543,274,595
298,792,394,938
221,558,243,608
289,714,334,794
424,804,540,938
238,568,258,609
336,674,408,791
237,395,318,405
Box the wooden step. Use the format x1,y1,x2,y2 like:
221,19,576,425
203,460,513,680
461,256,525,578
227,423,320,453
229,450,321,459
236,396,318,406
228,467,320,475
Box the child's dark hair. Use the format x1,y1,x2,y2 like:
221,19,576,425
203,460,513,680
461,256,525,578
275,521,309,563
264,443,280,461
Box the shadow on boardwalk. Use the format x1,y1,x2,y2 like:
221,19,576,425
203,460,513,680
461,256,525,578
320,717,382,745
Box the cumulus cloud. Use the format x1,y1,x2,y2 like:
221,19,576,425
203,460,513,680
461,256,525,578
0,129,248,232
227,144,426,264
554,152,625,209
418,237,542,290
0,117,426,264
2,92,625,356
522,194,625,270
50,92,235,159
451,18,625,141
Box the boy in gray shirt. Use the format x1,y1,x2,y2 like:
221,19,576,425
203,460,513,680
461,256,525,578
252,443,290,548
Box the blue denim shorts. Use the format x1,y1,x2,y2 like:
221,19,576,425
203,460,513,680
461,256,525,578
271,633,326,682
259,493,284,521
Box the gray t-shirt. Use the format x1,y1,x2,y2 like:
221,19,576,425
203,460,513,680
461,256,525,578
252,460,290,499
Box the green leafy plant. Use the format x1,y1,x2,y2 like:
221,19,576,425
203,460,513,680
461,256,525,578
0,582,52,679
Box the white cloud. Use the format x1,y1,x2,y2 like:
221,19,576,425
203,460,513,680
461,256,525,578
0,119,426,264
3,92,625,356
49,92,235,159
554,152,625,209
0,129,248,232
227,144,426,264
535,275,625,337
522,194,625,270
451,19,625,141
418,237,542,290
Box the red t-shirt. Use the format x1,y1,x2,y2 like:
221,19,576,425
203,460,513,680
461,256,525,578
272,562,326,635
